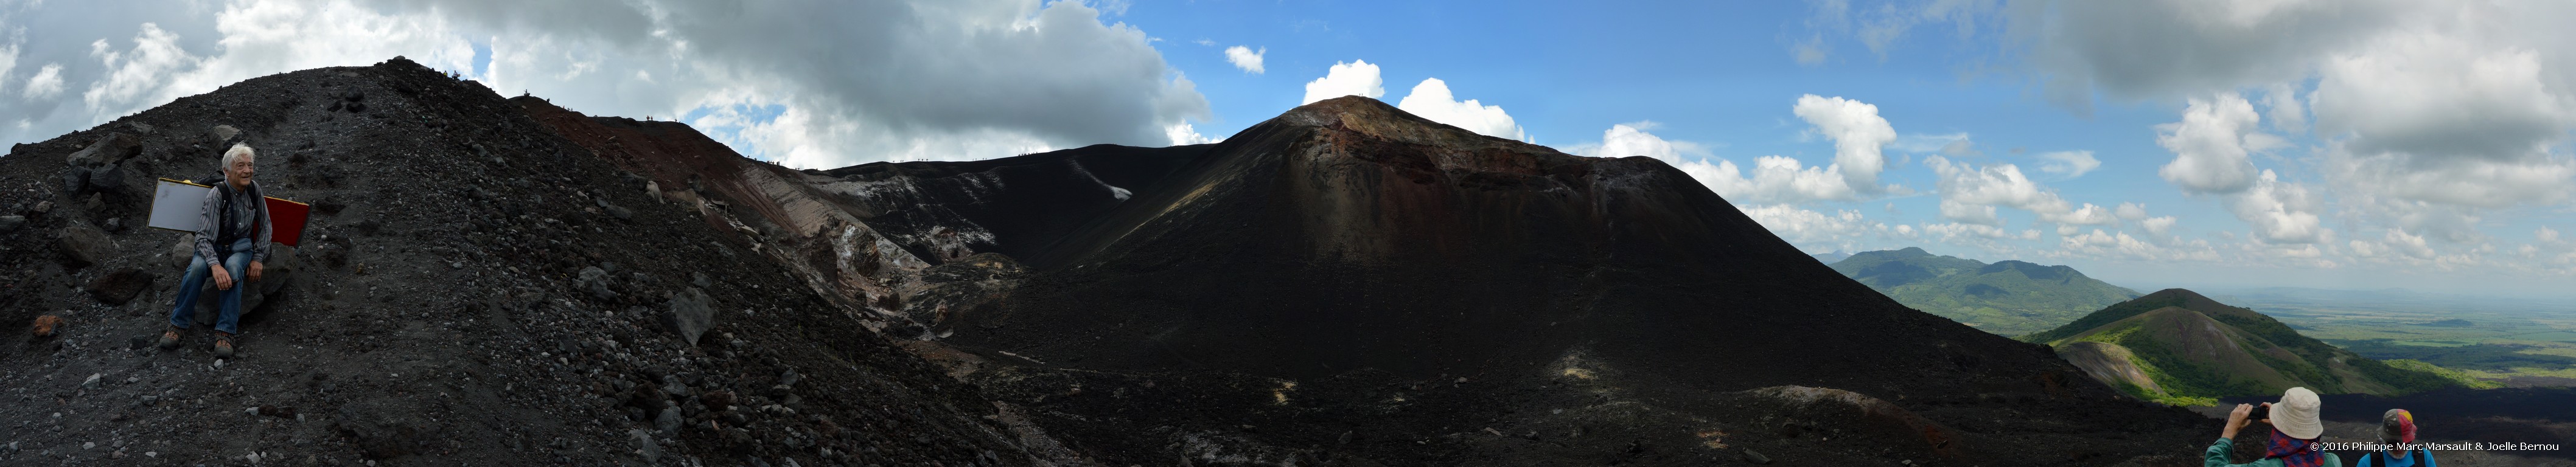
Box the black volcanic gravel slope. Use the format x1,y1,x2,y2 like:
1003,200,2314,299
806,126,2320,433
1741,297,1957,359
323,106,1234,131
0,58,1069,466
820,144,1213,265
929,97,2215,466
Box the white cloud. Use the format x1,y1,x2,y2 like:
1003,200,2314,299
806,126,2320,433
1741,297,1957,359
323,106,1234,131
2225,169,2328,244
1164,121,1216,145
2308,32,2576,210
1394,77,1525,140
6,0,1215,168
80,24,208,122
1924,222,2040,241
1923,155,2119,227
2261,83,2307,133
2115,202,2149,221
1683,155,1859,204
2034,150,2100,178
22,63,63,100
1792,94,1897,190
0,43,16,95
1572,122,1708,164
1566,123,1854,204
2140,216,2178,238
2542,226,2563,244
2154,93,2275,193
1737,204,1911,252
1223,46,1263,74
1301,59,1383,105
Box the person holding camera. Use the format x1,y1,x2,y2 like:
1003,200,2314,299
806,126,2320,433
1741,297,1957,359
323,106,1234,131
2205,387,2342,467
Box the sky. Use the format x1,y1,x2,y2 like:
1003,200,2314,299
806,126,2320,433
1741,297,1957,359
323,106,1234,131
1,0,2572,297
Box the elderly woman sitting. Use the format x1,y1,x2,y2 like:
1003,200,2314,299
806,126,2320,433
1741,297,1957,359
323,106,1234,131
156,143,272,359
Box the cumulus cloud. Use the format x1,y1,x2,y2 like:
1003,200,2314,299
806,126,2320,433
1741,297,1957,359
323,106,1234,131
2034,150,2100,178
2,0,1216,168
1737,204,1914,252
1792,94,1897,190
1223,46,1263,74
22,64,63,100
2310,32,2576,209
1301,59,1383,105
1923,155,2118,227
1394,77,1526,140
1684,156,1860,204
2154,93,2277,193
1571,122,1708,164
2002,0,2421,108
2225,170,2329,244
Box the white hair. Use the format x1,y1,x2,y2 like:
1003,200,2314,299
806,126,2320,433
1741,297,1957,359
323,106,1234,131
223,144,255,168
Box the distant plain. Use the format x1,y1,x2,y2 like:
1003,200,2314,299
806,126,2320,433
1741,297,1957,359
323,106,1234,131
2204,288,2576,386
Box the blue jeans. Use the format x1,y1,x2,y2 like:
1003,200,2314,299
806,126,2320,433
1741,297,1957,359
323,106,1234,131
169,238,254,334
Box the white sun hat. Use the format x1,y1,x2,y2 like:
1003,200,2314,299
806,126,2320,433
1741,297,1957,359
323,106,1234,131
2272,387,2324,440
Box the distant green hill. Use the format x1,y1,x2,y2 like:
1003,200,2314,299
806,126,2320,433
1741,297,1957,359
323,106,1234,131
1826,247,2140,336
2034,289,2459,405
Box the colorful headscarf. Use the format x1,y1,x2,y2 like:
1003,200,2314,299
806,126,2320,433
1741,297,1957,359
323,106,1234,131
2266,427,2326,467
2381,409,2417,444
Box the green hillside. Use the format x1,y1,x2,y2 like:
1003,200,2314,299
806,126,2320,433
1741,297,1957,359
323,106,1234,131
1826,247,2140,336
2037,289,2460,405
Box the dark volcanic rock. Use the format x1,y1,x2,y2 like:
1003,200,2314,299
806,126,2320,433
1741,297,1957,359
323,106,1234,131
86,268,158,305
65,132,142,167
661,287,713,345
56,221,113,268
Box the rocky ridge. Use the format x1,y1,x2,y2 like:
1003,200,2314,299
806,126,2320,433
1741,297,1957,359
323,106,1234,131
1,57,1072,466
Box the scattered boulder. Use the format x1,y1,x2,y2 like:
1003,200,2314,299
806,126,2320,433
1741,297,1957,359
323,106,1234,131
577,266,618,300
605,204,634,220
30,315,65,337
86,268,159,305
87,162,133,197
62,166,89,195
169,235,195,269
0,215,23,233
65,133,142,167
128,122,155,135
661,287,714,346
57,222,114,268
209,125,241,145
630,429,660,463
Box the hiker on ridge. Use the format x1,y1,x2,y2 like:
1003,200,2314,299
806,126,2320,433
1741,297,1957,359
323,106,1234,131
156,143,273,358
2206,387,2342,467
2353,409,2434,467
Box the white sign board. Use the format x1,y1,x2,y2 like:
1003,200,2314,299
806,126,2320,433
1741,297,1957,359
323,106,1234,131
148,178,211,233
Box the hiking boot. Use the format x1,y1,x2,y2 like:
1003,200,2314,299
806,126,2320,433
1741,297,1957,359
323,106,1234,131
157,327,184,350
214,333,236,359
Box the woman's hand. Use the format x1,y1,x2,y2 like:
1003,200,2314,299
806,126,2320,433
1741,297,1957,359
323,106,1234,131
2223,403,2255,439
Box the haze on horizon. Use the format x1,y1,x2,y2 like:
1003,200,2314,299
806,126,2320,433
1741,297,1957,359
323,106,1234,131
0,0,2569,299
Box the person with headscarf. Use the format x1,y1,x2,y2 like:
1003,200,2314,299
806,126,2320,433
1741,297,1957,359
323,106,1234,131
2353,409,2434,467
2205,387,2342,467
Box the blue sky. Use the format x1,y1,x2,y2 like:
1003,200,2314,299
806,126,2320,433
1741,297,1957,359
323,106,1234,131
1,1,2571,297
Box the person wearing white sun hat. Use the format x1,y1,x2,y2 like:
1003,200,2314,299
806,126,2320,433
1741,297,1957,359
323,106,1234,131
2204,387,2342,467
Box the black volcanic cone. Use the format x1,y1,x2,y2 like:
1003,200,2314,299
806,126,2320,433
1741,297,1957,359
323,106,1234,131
965,96,2037,390
937,97,2208,465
